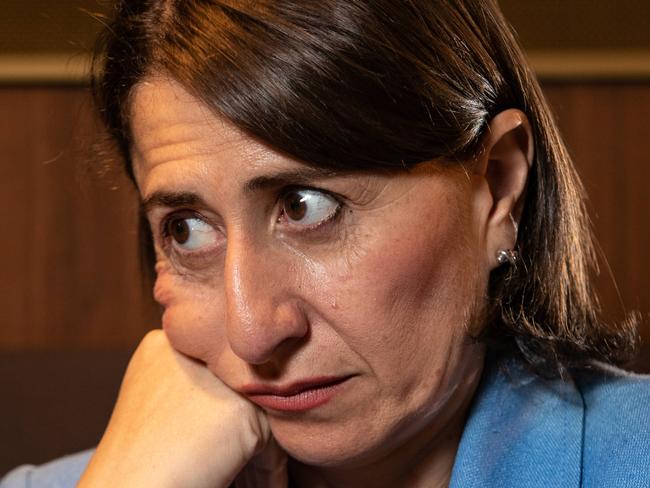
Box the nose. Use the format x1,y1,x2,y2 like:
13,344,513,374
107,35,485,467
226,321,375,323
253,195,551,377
224,234,309,365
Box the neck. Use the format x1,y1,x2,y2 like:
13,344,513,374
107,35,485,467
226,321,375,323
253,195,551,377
288,361,483,488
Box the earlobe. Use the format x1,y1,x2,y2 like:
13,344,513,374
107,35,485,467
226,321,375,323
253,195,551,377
477,109,534,269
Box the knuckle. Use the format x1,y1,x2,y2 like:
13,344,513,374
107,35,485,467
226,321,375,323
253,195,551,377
131,329,168,365
141,329,167,350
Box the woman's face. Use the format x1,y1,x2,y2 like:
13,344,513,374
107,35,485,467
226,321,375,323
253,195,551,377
131,77,488,467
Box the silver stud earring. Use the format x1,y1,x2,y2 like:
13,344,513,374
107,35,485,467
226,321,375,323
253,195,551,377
496,249,518,266
496,213,520,267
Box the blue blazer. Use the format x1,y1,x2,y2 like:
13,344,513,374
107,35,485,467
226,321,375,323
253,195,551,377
3,356,649,487
450,357,650,487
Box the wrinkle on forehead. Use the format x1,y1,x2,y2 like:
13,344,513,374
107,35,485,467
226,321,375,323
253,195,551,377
130,76,272,179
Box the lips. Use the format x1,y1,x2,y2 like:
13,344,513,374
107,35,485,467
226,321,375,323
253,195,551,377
239,376,353,413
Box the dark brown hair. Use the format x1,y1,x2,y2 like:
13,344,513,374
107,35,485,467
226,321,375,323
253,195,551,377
93,0,637,375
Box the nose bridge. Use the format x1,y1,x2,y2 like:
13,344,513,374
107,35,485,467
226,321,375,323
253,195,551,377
224,232,307,364
224,236,256,331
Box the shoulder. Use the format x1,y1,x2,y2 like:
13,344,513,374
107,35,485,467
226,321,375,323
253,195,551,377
573,364,650,486
0,450,92,488
450,355,650,488
575,361,650,416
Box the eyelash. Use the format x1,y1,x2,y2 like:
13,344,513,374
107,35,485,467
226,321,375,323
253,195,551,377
156,186,345,259
275,186,344,231
158,210,217,257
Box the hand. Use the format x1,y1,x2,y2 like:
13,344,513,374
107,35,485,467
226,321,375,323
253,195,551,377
78,330,288,488
233,437,288,488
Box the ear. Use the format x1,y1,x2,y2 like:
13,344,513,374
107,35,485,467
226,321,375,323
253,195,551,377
475,109,534,270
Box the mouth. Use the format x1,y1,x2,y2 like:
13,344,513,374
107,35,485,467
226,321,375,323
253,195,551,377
239,376,354,413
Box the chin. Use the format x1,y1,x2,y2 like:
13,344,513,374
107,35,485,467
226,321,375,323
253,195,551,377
272,421,380,467
268,406,415,469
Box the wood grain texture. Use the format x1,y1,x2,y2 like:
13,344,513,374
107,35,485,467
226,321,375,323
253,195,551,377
0,87,159,349
543,83,650,370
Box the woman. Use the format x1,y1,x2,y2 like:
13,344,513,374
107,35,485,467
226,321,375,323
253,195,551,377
2,1,648,487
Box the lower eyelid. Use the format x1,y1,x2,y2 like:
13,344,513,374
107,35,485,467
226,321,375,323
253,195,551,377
168,239,224,269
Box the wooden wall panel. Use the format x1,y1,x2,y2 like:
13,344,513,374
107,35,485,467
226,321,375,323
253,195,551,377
0,350,130,472
0,87,159,349
543,83,650,369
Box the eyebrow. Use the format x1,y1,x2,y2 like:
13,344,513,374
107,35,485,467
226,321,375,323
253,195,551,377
141,167,341,213
244,167,340,192
141,191,208,214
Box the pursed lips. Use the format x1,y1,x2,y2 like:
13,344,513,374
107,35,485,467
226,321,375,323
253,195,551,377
237,375,355,412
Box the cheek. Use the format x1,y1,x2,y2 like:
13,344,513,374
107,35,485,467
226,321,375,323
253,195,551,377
154,266,227,362
317,192,480,381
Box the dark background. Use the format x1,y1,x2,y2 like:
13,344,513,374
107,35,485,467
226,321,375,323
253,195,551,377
1,0,649,474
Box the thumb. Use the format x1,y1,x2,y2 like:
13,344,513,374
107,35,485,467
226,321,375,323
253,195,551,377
233,436,289,488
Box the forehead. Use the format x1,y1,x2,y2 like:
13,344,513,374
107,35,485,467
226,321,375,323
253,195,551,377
128,76,461,206
129,76,286,186
129,77,378,213
129,76,253,162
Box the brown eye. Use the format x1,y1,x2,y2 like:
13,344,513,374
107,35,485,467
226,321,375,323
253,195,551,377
284,191,308,220
164,216,217,251
169,219,190,244
279,189,340,227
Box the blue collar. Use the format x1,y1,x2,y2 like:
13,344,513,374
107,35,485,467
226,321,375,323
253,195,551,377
449,357,584,487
